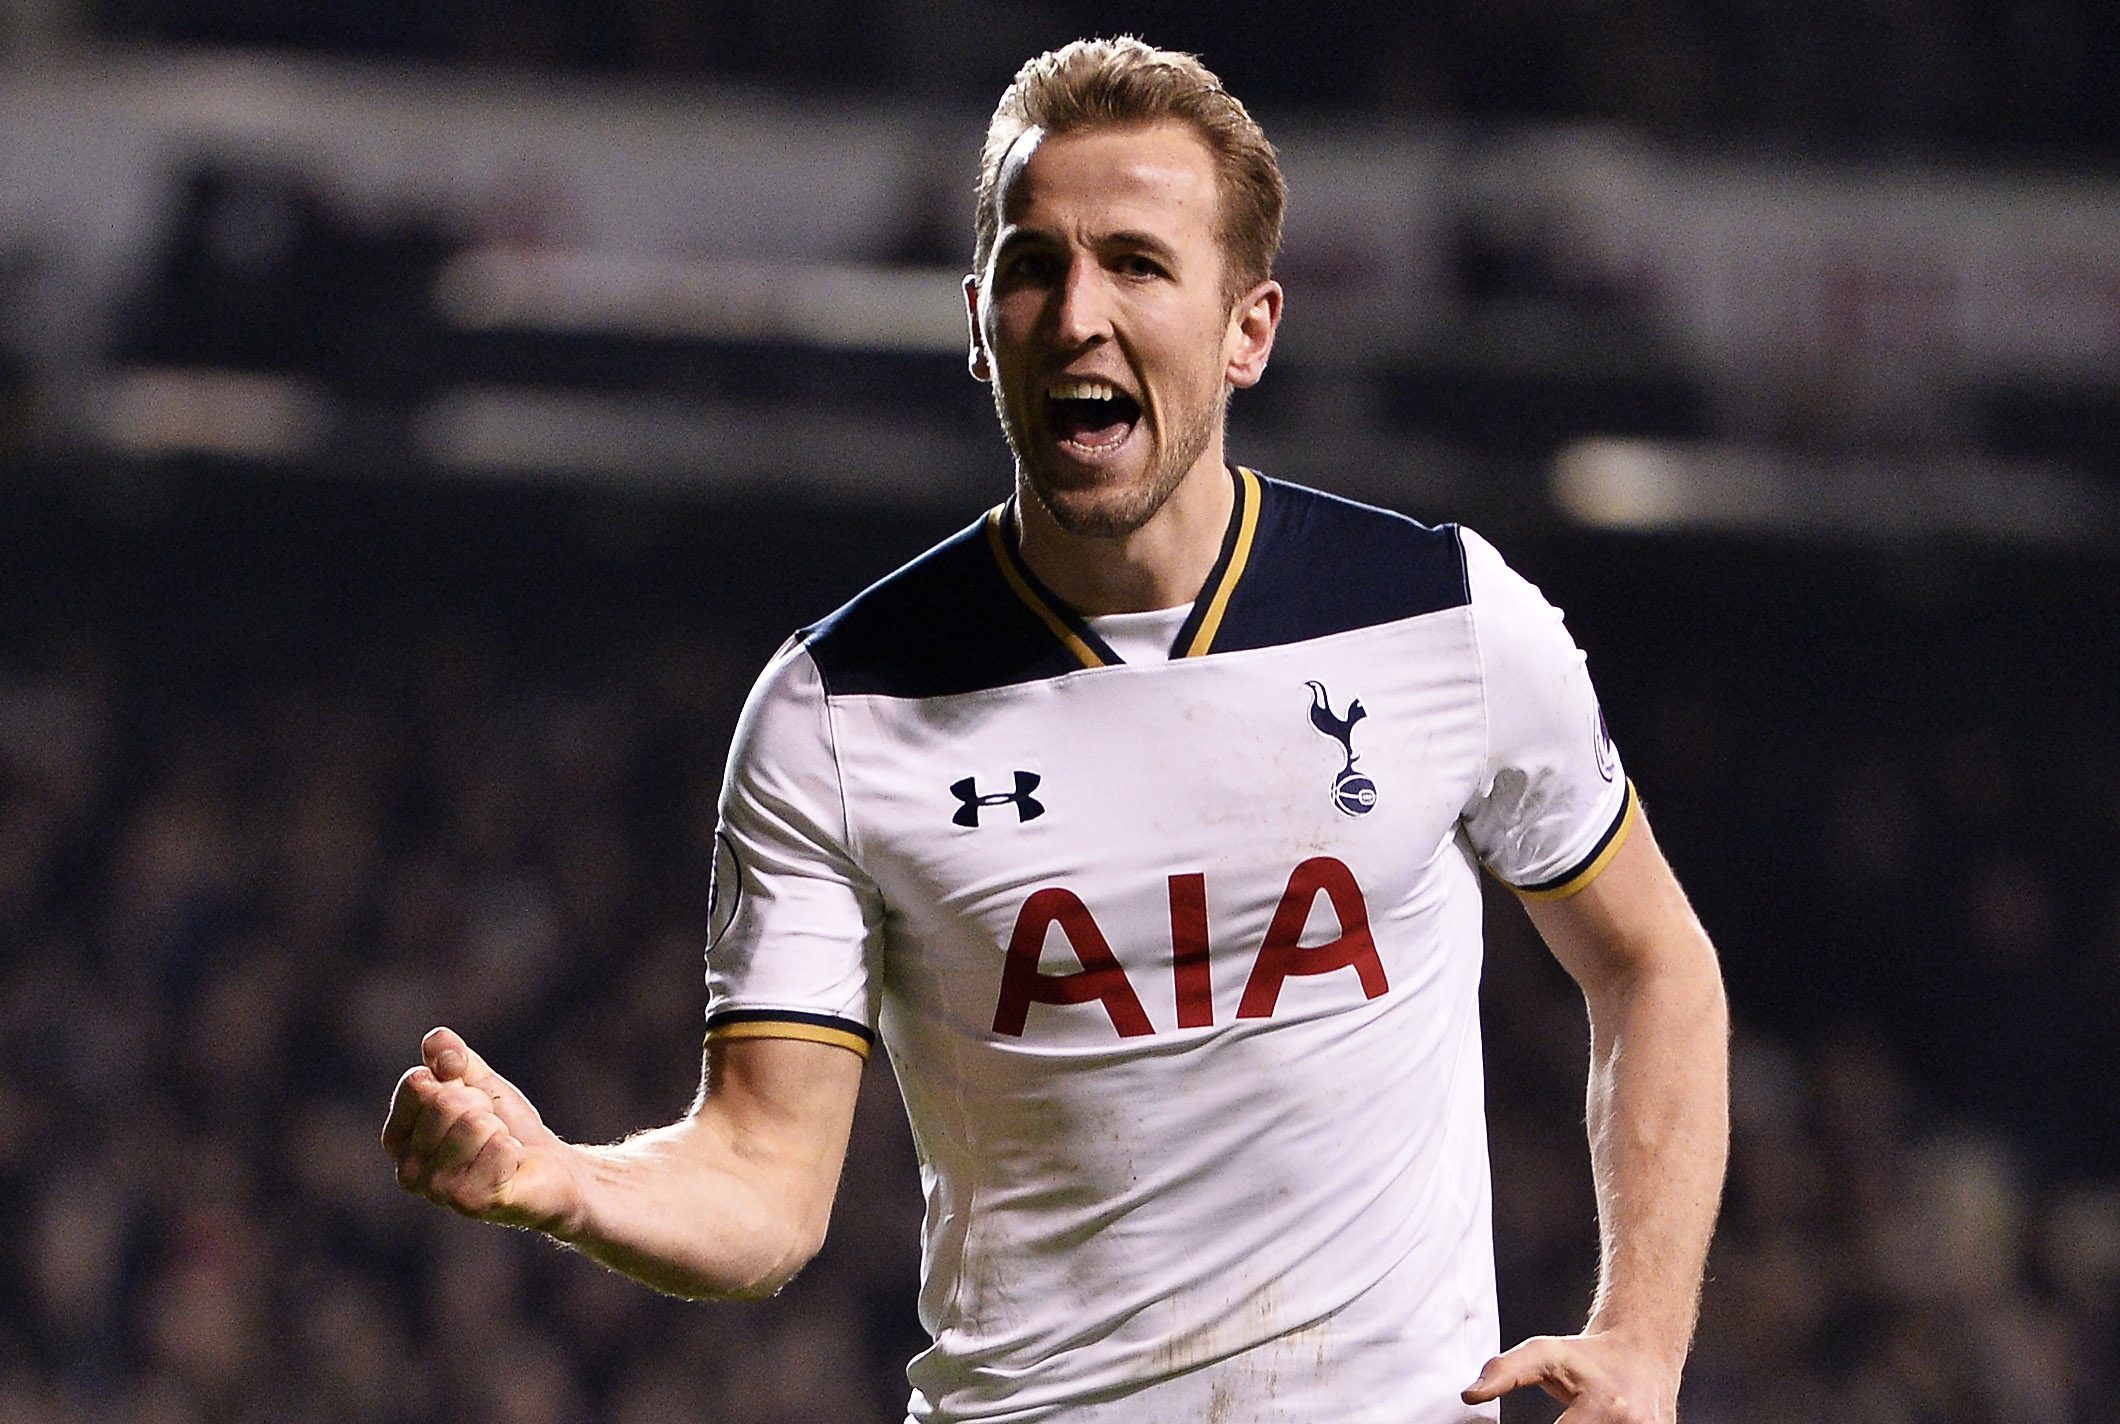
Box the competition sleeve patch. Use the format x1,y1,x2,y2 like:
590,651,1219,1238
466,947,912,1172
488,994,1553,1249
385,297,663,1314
705,1009,875,1059
1512,780,1641,901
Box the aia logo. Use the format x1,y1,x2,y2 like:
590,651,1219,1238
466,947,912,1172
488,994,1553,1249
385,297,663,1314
1305,681,1376,816
950,771,1045,827
992,857,1388,1039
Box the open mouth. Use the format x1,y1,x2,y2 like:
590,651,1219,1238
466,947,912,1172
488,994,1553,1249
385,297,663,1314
1045,379,1142,455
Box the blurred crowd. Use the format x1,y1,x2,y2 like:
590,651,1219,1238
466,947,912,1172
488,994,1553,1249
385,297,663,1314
58,0,2118,160
0,476,931,1423
4,0,2115,1417
1,472,2115,1422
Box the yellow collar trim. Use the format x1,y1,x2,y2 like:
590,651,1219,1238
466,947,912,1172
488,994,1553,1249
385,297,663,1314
986,507,1107,670
1180,466,1261,658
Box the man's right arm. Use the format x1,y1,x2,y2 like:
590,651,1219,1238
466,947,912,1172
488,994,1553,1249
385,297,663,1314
381,1024,865,1300
382,634,877,1298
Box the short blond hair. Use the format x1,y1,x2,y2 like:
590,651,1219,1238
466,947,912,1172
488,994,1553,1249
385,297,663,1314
973,37,1285,306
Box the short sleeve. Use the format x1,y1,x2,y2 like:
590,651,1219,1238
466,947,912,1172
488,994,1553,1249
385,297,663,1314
704,636,883,1058
1456,528,1638,899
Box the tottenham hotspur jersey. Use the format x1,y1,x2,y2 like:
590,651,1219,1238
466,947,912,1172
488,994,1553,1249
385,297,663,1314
704,469,1635,1424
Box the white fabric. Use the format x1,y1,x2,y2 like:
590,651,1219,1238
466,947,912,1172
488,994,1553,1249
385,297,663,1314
1457,527,1630,887
706,525,1625,1424
1081,601,1193,664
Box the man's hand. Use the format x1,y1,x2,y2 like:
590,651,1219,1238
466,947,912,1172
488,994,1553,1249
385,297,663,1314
1462,1330,1678,1423
381,1026,586,1236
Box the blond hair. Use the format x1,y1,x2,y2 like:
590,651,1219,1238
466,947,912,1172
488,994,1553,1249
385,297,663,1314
973,37,1285,306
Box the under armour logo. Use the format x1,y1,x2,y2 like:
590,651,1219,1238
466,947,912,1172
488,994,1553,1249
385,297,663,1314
950,771,1045,827
1306,681,1377,817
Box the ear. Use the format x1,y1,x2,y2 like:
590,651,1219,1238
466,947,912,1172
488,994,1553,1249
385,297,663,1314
964,273,992,382
1223,279,1283,390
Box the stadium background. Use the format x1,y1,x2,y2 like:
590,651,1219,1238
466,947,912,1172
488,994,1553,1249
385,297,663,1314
2,4,2117,1420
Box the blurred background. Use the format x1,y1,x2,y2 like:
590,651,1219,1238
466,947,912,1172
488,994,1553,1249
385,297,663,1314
2,3,2118,1421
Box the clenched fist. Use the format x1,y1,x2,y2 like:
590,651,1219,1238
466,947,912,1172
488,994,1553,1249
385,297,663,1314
381,1026,586,1236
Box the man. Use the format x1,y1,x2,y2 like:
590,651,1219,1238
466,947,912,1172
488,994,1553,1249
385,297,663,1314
383,37,1728,1424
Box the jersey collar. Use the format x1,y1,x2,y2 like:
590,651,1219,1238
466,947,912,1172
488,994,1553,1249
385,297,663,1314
985,466,1264,669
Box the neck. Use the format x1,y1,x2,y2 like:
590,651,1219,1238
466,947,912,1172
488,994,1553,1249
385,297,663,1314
1015,458,1235,615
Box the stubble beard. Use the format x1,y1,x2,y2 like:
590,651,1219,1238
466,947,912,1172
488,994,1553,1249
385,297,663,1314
994,371,1230,540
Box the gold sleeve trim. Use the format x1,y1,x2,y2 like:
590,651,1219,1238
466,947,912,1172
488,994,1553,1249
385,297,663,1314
705,1020,873,1059
1514,781,1641,902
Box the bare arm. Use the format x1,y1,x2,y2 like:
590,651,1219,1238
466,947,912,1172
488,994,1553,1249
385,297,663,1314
382,1026,864,1300
1464,810,1729,1423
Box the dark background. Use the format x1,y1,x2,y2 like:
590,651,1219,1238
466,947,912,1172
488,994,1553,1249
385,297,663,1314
3,4,2118,1421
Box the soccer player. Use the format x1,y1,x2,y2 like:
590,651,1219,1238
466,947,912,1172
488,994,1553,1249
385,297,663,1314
383,37,1728,1424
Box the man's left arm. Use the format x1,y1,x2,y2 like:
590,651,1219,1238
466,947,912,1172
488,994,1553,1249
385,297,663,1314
1463,808,1730,1424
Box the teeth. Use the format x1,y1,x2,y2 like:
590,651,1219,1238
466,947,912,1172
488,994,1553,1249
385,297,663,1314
1047,379,1119,402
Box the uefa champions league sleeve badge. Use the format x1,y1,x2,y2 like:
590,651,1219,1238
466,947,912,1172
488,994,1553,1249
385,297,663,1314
707,830,744,949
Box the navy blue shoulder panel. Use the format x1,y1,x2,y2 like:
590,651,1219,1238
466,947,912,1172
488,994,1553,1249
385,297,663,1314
1210,478,1469,653
800,516,1086,698
803,479,1467,695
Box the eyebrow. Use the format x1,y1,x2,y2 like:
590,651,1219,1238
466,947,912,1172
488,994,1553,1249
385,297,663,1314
992,228,1052,255
993,227,1185,267
1101,230,1182,266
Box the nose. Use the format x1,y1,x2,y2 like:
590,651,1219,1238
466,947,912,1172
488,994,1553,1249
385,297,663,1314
1049,255,1112,347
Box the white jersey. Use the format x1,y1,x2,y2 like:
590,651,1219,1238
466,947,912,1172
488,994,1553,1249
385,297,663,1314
706,470,1635,1424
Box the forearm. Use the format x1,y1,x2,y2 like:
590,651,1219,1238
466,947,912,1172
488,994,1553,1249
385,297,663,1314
555,1112,836,1300
559,1038,865,1299
387,1032,862,1300
1579,940,1729,1363
1480,819,1728,1418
